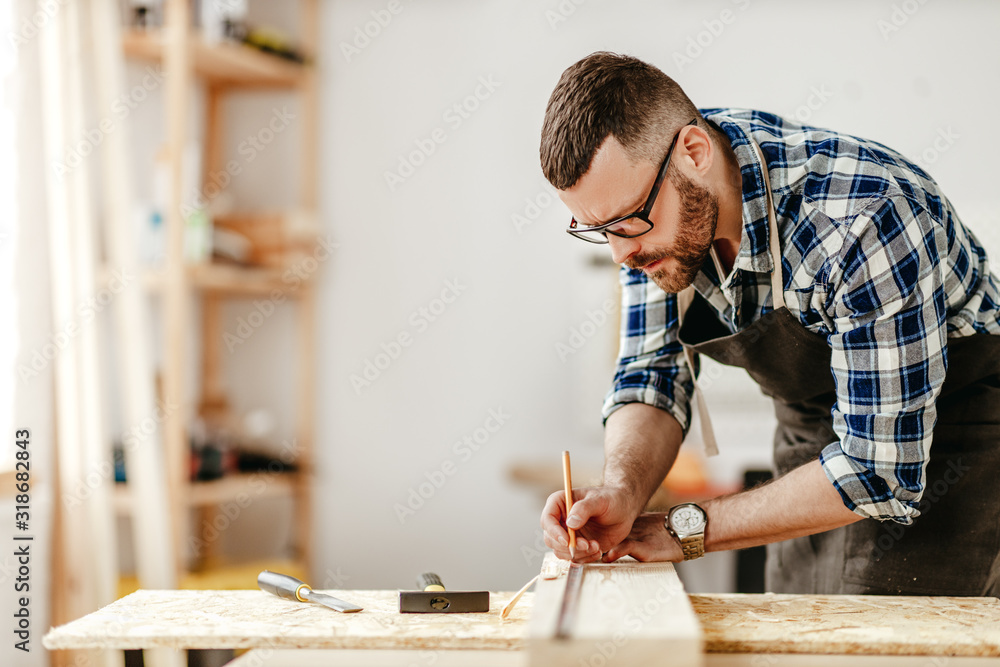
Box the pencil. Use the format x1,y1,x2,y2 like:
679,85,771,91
562,450,576,560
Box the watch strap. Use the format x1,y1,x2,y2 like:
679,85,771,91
678,533,705,560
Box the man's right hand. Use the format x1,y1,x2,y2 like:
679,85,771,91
541,403,684,562
540,485,639,562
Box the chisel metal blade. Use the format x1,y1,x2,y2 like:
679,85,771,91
258,570,364,613
303,590,364,613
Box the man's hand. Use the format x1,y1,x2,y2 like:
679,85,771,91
540,404,684,562
601,512,682,563
540,485,640,562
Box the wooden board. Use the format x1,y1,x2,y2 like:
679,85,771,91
42,589,530,651
527,554,702,667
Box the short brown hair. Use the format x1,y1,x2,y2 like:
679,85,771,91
540,52,701,190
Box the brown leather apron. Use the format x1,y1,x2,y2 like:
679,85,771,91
677,142,1000,596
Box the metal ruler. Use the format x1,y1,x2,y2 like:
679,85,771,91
554,562,584,639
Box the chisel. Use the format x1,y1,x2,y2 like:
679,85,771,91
257,570,363,613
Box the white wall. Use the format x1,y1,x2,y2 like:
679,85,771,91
221,0,1000,592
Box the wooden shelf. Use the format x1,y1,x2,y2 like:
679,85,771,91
182,262,309,295
123,29,306,87
116,558,308,598
114,471,297,515
99,262,313,296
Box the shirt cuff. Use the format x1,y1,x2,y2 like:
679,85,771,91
601,385,692,434
819,442,920,525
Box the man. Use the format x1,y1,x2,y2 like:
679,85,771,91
538,52,1000,596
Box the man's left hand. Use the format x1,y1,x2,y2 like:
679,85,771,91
601,512,683,563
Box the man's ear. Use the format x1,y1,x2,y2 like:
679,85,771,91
677,125,714,177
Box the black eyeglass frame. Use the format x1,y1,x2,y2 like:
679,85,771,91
566,118,699,244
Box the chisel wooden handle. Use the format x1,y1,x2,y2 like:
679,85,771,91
417,572,446,591
258,570,311,602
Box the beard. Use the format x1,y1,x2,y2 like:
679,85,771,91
625,169,719,294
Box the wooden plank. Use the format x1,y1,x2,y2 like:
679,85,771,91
42,589,530,651
41,3,120,666
203,86,226,195
527,553,702,667
199,83,224,490
292,0,319,573
293,284,317,573
162,0,192,578
197,286,226,585
92,2,182,666
63,0,118,626
198,294,227,423
91,0,181,601
39,0,88,638
298,0,320,211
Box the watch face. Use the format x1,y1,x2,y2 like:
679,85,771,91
670,505,706,536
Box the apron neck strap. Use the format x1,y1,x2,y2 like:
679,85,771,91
750,140,785,310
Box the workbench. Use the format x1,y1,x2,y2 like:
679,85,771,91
44,588,1000,665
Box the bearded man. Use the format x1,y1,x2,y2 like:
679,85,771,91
538,52,1000,596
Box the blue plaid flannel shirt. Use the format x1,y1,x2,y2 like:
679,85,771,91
603,108,1000,524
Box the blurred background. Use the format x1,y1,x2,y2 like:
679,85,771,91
1,1,998,665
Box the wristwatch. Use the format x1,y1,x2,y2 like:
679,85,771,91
666,503,708,560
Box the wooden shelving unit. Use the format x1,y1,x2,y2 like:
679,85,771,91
117,0,320,590
113,472,297,514
100,262,305,295
122,29,305,87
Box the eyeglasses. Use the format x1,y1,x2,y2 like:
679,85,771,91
566,118,698,244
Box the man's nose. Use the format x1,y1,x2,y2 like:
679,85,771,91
608,234,639,265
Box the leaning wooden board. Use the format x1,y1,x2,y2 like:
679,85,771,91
527,556,701,666
44,589,1000,657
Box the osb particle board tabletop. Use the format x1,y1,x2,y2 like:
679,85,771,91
44,590,528,652
43,589,1000,657
689,594,1000,657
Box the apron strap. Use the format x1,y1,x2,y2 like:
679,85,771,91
678,285,719,457
684,343,720,457
678,140,782,459
750,140,785,309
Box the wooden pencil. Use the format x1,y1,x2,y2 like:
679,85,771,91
562,450,576,559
